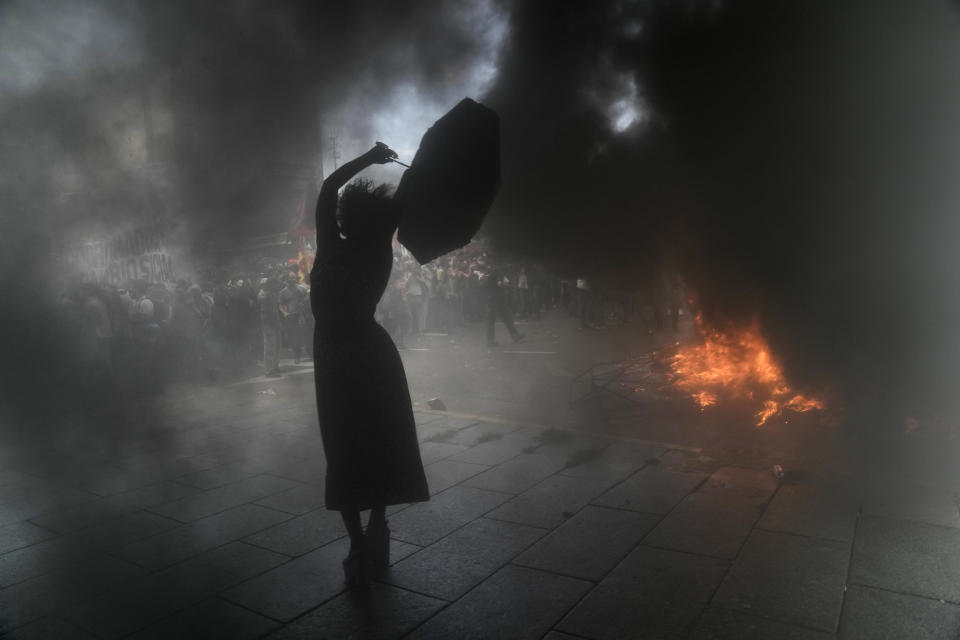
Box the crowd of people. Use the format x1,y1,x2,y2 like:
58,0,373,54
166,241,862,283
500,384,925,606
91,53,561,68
55,265,307,395
377,242,558,347
53,237,685,399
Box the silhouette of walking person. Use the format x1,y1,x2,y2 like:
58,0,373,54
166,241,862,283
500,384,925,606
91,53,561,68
310,144,429,586
485,267,523,347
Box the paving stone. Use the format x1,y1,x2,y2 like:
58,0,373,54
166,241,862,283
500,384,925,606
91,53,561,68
449,431,541,466
259,437,326,462
266,583,446,640
514,505,660,581
0,510,178,588
383,538,422,566
643,491,765,558
850,515,960,602
712,529,849,632
592,468,707,514
838,585,960,640
0,483,98,528
443,421,520,446
115,452,225,479
127,597,279,640
0,479,93,507
175,457,282,490
758,483,860,541
418,442,470,465
558,546,728,640
255,454,326,483
700,466,779,500
0,538,73,587
863,482,960,528
148,474,300,522
387,517,546,600
558,442,663,483
0,554,145,635
65,542,287,638
224,537,350,621
424,459,490,495
115,504,291,570
488,474,618,529
243,507,344,556
691,608,832,639
659,449,723,474
408,565,592,640
162,540,290,596
417,421,463,443
0,520,58,555
462,454,567,494
526,429,609,461
389,486,513,546
72,465,174,497
254,480,326,515
28,481,202,534
69,510,183,551
414,412,442,426
1,616,98,639
420,415,482,431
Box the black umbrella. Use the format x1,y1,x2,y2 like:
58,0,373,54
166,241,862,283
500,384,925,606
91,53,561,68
394,98,500,264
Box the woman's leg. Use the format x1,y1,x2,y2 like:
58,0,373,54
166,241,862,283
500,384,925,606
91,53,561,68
369,505,386,529
367,504,389,567
341,509,368,586
341,510,364,553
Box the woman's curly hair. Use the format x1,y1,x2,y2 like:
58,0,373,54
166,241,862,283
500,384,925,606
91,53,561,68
337,179,396,238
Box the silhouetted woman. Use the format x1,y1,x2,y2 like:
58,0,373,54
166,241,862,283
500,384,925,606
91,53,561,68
311,144,429,586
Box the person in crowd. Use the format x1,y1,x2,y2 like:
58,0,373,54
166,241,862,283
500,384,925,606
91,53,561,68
207,283,232,377
258,274,282,377
485,267,523,347
465,264,482,322
451,262,467,326
279,273,307,363
380,270,409,348
179,283,211,377
310,144,428,587
434,262,455,332
128,280,164,395
576,276,593,329
243,277,260,360
517,266,530,318
403,265,425,336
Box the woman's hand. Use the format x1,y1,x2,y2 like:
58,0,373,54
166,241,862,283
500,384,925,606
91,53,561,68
366,142,399,165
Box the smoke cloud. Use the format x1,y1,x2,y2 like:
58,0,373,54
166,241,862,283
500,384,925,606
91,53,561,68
481,0,960,429
2,0,959,433
0,0,508,428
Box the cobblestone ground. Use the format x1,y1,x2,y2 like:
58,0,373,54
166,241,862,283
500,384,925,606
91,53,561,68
2,354,960,638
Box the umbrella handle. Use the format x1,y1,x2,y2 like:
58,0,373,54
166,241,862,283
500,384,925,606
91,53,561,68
375,141,409,168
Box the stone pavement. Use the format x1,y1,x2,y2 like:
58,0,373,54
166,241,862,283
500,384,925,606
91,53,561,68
2,377,960,639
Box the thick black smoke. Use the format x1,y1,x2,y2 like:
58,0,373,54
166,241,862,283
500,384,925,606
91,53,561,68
0,0,504,429
3,0,959,434
1,0,503,241
483,0,960,429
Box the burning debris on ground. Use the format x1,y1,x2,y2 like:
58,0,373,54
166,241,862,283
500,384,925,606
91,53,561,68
665,314,826,427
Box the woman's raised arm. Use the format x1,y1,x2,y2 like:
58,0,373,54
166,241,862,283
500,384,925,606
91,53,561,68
315,144,398,254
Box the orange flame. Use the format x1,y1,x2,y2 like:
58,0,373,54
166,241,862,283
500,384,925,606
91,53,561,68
670,315,824,426
287,237,315,284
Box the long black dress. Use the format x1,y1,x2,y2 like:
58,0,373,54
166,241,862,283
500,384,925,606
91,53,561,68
310,207,429,512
